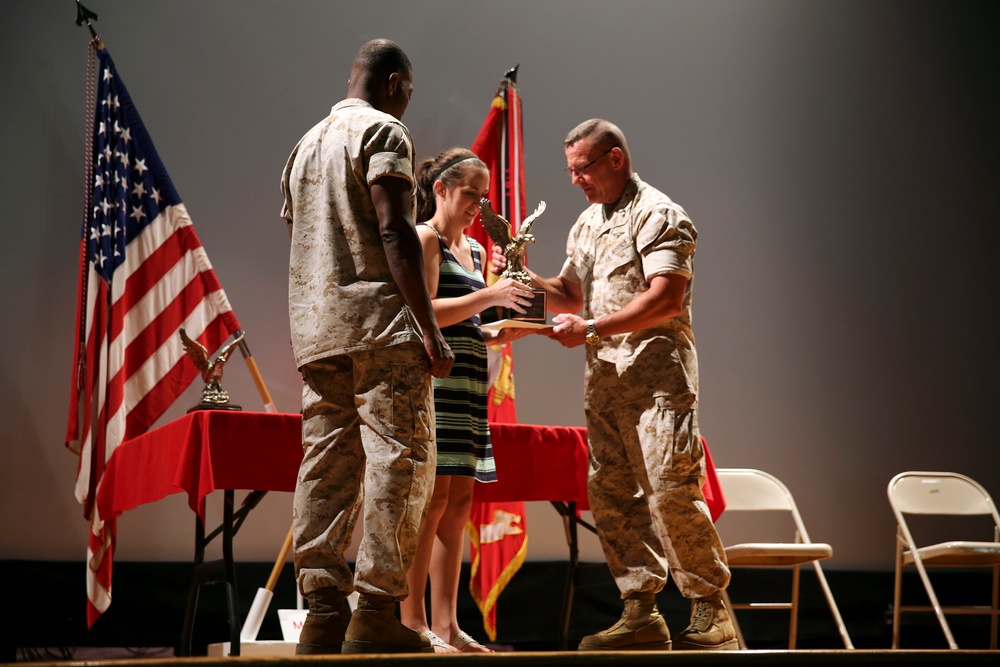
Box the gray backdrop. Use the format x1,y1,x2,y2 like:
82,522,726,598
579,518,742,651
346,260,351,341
2,1,997,575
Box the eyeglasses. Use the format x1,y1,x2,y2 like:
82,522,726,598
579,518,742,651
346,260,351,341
565,145,618,177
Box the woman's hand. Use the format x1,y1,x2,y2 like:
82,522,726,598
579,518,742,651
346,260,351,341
486,277,535,314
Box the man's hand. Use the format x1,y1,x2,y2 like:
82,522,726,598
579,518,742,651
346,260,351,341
546,313,588,348
423,327,455,378
490,244,508,275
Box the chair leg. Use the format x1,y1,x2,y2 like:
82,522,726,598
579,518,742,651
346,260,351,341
720,589,746,650
911,552,959,649
991,562,998,650
892,536,903,649
789,564,800,650
811,561,854,649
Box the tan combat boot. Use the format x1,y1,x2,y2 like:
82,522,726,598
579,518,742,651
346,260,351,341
578,591,672,651
341,593,433,654
295,587,352,655
672,591,739,650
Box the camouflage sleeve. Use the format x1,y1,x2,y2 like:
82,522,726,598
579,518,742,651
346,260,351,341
278,141,300,224
635,206,697,280
559,210,591,284
365,121,414,190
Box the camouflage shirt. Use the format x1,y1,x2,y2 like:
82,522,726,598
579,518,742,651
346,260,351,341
281,99,421,368
560,174,699,410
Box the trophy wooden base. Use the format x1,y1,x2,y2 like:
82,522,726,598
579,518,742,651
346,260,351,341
187,402,242,413
499,288,547,324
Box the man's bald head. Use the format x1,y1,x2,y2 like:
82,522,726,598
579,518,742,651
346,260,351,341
347,39,413,120
351,39,411,81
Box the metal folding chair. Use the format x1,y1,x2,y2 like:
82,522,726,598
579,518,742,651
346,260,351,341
887,471,1000,649
715,468,853,649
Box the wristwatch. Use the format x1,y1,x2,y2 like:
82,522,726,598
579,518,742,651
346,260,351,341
585,319,601,346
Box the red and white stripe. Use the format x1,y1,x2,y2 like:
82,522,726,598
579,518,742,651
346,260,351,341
66,202,239,626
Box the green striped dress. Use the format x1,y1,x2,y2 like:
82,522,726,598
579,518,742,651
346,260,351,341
426,227,497,483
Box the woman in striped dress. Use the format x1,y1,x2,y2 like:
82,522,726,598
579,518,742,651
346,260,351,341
399,147,537,653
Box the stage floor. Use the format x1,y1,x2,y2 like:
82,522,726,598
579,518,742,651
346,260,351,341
8,561,998,661
11,648,1000,666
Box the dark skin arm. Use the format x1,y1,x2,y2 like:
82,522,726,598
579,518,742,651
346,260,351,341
371,176,454,378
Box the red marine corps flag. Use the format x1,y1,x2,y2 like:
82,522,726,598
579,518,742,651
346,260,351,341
466,66,530,641
66,41,241,627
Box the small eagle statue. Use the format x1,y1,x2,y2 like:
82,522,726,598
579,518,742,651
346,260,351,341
179,328,244,406
478,198,546,285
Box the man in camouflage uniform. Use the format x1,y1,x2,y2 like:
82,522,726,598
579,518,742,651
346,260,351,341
280,39,454,655
515,119,737,651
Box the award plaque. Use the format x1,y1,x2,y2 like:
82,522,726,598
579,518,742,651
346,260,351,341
479,198,548,324
179,328,244,412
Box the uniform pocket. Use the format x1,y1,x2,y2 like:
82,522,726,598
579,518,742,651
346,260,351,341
378,361,433,443
593,222,634,279
650,397,702,479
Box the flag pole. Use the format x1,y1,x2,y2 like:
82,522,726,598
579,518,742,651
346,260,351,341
234,330,283,641
235,332,278,413
241,524,294,642
500,69,512,223
75,1,100,42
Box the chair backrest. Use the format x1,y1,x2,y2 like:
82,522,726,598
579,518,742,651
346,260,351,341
888,471,998,518
717,468,796,512
716,468,814,542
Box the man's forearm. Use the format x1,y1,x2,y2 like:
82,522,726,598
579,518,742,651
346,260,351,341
382,224,440,331
372,176,442,333
528,269,582,314
591,274,686,337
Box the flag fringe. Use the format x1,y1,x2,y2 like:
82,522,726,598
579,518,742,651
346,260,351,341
490,344,515,406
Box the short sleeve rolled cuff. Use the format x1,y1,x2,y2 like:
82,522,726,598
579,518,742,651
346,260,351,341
637,209,697,282
366,122,415,189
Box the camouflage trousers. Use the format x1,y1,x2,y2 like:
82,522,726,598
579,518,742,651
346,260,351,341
585,396,730,599
293,342,435,601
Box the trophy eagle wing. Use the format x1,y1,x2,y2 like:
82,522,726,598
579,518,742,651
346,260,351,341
517,200,546,239
478,197,513,248
179,327,210,374
214,331,245,366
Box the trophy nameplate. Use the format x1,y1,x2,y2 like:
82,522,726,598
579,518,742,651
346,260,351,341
479,198,548,324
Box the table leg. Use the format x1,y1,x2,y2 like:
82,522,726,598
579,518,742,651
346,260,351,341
222,490,241,655
551,501,600,650
179,490,242,656
179,516,206,656
552,501,581,650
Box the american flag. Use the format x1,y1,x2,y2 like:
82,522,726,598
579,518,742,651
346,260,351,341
65,46,241,627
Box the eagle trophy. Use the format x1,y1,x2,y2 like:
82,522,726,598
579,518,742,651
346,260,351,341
179,328,244,411
479,198,548,322
479,198,546,285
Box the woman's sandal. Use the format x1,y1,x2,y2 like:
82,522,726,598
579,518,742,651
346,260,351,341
452,630,494,653
421,630,458,653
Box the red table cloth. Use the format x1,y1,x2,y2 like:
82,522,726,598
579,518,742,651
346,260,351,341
97,412,723,521
476,422,591,504
476,422,725,520
96,410,302,521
